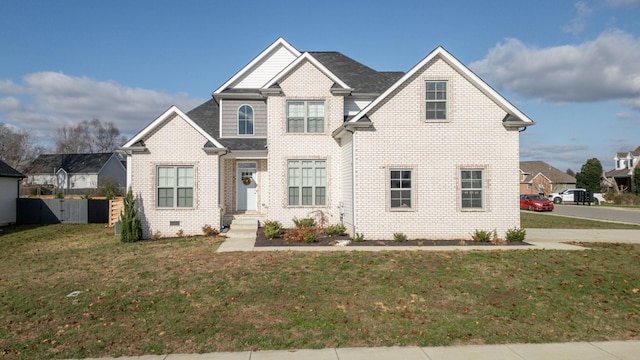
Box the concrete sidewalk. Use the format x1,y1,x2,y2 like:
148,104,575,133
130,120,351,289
82,341,640,359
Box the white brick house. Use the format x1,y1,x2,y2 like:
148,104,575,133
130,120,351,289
122,38,534,239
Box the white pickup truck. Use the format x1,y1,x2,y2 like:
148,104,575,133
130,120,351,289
547,189,606,205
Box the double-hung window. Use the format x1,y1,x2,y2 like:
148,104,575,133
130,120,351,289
238,105,254,135
461,169,483,209
287,101,324,133
288,160,326,206
425,81,447,120
390,170,412,209
157,166,194,208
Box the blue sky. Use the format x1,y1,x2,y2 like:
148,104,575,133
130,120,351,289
1,0,639,173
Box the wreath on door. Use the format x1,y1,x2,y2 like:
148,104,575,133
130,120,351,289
242,176,252,185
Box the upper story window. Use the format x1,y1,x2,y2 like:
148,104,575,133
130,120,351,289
425,81,447,120
238,105,254,135
287,101,324,133
157,166,194,208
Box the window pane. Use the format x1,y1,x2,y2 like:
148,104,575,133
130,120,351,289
390,170,412,208
302,187,312,205
158,167,175,187
287,118,304,132
461,170,483,209
302,168,312,186
177,188,193,207
158,188,173,207
289,187,299,205
315,167,326,186
177,167,194,187
288,167,300,186
288,102,305,117
315,187,326,205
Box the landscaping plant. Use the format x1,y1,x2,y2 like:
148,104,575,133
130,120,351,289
119,188,142,243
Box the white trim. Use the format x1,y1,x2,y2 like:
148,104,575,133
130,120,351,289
348,46,534,125
213,38,301,94
263,52,352,91
122,105,225,150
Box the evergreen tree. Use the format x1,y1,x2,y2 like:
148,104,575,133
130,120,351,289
575,158,603,192
120,188,142,243
634,167,640,195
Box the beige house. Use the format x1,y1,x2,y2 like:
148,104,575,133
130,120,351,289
122,38,534,239
519,161,576,196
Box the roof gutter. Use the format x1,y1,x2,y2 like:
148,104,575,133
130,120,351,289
331,118,373,138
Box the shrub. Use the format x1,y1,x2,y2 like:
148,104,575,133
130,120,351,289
29,186,52,196
505,227,526,242
471,229,491,242
152,231,162,240
606,192,640,205
263,220,282,239
393,232,407,242
354,233,365,242
284,227,314,242
304,232,318,243
55,191,64,199
293,217,315,229
176,229,185,238
202,225,220,237
324,224,346,237
120,188,142,243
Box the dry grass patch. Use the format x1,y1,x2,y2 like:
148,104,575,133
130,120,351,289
0,224,639,358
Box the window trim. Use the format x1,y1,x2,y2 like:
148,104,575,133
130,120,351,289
286,100,325,133
389,168,413,211
460,168,484,211
237,104,254,136
156,165,195,209
425,80,447,121
287,159,327,207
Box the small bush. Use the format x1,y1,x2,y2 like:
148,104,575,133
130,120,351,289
120,188,142,243
293,217,315,229
505,227,526,242
284,227,315,242
55,191,64,199
202,225,220,237
29,186,53,196
605,192,640,205
176,229,185,238
152,231,162,240
393,232,407,242
324,224,346,237
304,232,318,243
354,233,365,242
471,229,491,242
263,220,282,239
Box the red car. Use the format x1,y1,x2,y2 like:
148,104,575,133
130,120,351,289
520,194,554,211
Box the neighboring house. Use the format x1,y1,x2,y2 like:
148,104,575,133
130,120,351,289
604,146,640,193
0,160,26,226
23,153,126,190
122,38,534,239
519,161,576,195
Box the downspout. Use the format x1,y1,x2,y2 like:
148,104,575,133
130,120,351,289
218,149,229,230
346,128,357,236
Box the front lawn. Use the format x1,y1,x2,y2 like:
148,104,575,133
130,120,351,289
1,223,639,358
521,211,640,229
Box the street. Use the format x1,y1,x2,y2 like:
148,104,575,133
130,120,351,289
548,204,640,225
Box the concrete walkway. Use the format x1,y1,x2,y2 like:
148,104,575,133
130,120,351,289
82,341,640,359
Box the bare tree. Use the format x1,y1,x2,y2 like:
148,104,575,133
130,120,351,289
0,123,44,171
53,119,126,154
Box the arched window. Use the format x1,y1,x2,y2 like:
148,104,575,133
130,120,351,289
238,105,254,135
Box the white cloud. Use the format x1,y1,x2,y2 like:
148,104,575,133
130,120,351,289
563,1,593,35
0,72,204,147
470,30,640,109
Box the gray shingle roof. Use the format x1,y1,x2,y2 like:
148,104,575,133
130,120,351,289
0,160,25,178
23,153,115,174
309,52,404,94
520,161,576,184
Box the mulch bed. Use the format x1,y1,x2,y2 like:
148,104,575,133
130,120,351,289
254,228,531,247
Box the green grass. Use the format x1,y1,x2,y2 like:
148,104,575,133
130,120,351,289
0,223,639,358
521,211,640,229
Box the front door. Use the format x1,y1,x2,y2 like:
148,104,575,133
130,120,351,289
237,162,257,211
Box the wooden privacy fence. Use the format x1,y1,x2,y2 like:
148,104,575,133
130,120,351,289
17,199,109,224
108,198,124,227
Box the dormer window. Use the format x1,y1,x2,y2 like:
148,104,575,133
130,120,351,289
425,81,447,120
238,105,254,135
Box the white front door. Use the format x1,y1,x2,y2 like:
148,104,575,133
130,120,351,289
237,162,257,211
